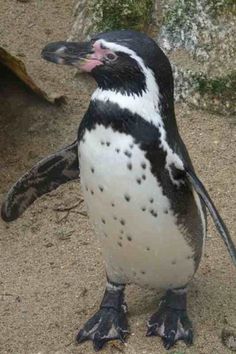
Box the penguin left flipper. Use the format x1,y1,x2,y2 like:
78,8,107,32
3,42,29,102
1,141,79,222
185,168,236,266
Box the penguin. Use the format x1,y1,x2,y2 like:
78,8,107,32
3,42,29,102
1,30,235,351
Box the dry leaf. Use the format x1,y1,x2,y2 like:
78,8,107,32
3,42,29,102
0,46,65,104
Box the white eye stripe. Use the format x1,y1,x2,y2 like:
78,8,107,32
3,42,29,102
97,39,144,68
93,38,184,184
100,42,107,50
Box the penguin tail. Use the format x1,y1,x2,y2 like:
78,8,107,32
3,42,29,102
186,169,236,267
1,141,79,222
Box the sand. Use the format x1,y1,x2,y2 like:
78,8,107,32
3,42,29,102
0,1,235,353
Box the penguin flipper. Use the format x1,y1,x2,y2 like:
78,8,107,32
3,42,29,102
1,141,79,222
186,169,236,266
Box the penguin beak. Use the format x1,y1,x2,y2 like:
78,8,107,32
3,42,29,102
41,41,103,72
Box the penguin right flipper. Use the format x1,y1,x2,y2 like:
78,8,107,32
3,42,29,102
185,169,236,266
1,141,79,222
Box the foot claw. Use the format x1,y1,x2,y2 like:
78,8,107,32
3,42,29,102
76,328,88,343
146,325,158,337
93,333,106,351
183,329,193,345
163,330,176,349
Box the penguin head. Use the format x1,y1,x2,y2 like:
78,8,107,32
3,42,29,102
42,30,173,98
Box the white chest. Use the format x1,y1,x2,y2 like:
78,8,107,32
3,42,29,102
78,125,195,289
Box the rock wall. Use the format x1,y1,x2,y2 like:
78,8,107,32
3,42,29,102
69,0,160,40
158,0,236,115
69,0,235,116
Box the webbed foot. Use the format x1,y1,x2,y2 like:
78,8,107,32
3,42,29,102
147,289,193,349
76,281,128,351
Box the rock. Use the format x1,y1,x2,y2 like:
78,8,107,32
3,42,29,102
222,327,236,351
158,0,236,115
68,0,161,41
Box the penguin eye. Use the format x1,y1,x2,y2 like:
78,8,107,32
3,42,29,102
105,53,117,62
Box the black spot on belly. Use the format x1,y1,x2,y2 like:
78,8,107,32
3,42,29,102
124,150,132,158
98,185,104,192
113,216,117,220
115,148,120,153
124,194,130,202
120,218,125,226
101,141,105,145
129,144,134,149
136,178,141,185
111,202,115,207
127,235,132,241
141,270,146,275
149,198,154,203
101,218,106,224
91,167,95,173
127,163,132,170
106,141,110,146
85,185,88,191
141,162,146,169
142,174,146,180
146,247,150,251
119,235,123,240
104,233,108,237
164,209,169,214
171,260,176,265
150,209,158,218
141,206,146,212
90,189,94,195
117,241,122,247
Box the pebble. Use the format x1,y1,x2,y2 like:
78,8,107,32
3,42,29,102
222,327,236,351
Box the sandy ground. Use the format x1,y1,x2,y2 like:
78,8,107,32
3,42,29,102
0,1,236,354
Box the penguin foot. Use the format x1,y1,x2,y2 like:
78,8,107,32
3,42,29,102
146,289,193,349
76,280,129,351
76,306,129,351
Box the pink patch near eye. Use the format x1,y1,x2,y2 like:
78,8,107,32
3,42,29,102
93,41,108,59
80,59,103,72
80,41,115,72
